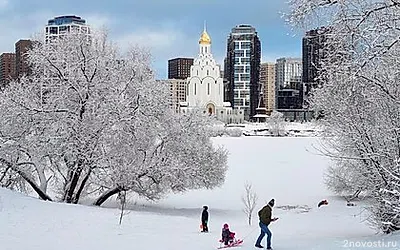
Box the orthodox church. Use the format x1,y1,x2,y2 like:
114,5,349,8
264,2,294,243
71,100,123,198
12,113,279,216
179,26,244,124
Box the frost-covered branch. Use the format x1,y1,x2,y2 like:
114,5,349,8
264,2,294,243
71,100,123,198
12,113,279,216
288,0,400,233
0,27,228,206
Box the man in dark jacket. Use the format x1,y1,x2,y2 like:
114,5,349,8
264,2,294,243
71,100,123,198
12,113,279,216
255,199,278,249
201,205,209,232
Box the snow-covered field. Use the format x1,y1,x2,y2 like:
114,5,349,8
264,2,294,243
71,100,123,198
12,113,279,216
225,122,322,137
1,137,399,250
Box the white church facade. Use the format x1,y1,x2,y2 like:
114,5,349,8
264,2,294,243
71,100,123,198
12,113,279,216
179,27,244,124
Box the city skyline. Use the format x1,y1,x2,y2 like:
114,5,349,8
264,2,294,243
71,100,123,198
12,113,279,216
0,0,304,79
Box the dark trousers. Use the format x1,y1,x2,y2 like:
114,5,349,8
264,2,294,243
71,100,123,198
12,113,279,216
201,220,208,232
255,221,272,248
223,235,234,245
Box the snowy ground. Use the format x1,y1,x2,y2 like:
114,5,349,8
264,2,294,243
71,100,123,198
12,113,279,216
1,137,399,250
226,122,322,137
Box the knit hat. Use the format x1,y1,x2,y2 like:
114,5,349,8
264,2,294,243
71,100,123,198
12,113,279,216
268,199,275,207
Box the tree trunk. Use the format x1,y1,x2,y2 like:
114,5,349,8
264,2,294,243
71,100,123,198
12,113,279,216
93,186,122,206
72,168,92,204
36,166,49,194
64,169,82,203
0,158,53,201
18,169,53,201
63,159,85,203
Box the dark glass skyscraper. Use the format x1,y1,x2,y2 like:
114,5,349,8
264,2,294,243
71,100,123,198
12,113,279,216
167,58,194,80
302,27,330,98
224,24,261,121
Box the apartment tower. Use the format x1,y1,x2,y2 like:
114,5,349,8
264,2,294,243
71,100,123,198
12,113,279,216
224,24,261,121
168,58,194,80
167,79,187,112
45,15,90,43
259,63,276,113
15,39,34,79
0,53,16,86
302,27,330,100
275,57,302,89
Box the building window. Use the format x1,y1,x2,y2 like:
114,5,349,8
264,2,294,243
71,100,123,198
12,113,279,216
234,65,244,73
207,70,209,75
234,50,244,57
208,82,210,95
241,58,250,64
194,83,197,95
241,42,251,49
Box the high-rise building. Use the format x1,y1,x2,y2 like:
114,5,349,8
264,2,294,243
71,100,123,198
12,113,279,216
0,53,16,86
224,24,261,121
275,57,302,89
275,58,302,110
15,39,33,79
45,15,90,43
260,63,276,113
167,78,187,112
302,27,330,99
168,58,194,80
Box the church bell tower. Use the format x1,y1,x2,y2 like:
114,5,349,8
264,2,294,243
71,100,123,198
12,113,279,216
199,22,211,55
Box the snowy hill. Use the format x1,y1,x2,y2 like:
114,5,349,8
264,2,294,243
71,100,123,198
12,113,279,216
1,137,399,250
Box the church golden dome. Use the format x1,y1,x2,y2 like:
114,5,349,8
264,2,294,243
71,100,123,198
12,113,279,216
199,30,211,45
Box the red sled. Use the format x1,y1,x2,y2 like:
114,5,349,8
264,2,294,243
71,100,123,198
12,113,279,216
217,238,243,249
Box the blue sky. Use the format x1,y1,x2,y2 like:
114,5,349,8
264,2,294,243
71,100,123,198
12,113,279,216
0,0,305,79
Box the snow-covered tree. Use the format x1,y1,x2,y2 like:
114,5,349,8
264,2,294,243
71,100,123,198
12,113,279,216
267,111,286,136
93,108,228,205
287,0,400,233
0,28,228,205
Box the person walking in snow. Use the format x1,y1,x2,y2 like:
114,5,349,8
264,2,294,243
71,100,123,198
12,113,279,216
201,205,209,232
255,199,278,249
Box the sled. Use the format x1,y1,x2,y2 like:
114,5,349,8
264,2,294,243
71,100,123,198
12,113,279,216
217,238,243,249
